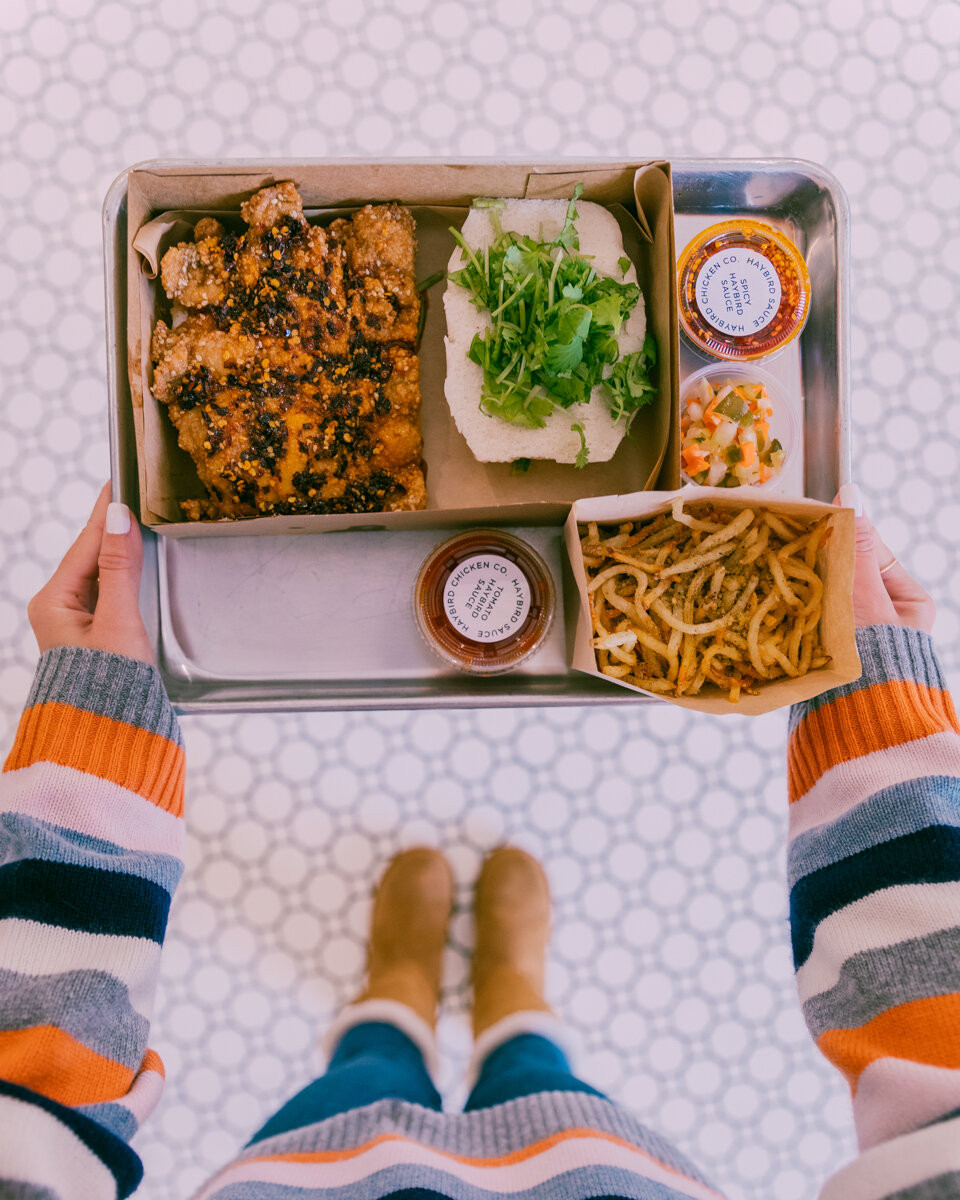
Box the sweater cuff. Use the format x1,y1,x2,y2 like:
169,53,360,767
789,625,949,734
4,647,184,817
787,626,959,803
25,647,181,747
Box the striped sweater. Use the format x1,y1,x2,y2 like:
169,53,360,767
0,626,958,1199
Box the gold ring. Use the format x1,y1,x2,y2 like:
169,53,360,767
879,557,898,575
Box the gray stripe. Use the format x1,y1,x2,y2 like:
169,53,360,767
27,647,182,748
888,1171,960,1200
803,926,960,1038
0,1184,58,1200
0,967,148,1072
240,1093,713,1190
76,1100,139,1142
789,624,947,734
209,1164,698,1200
0,811,184,896
787,777,960,888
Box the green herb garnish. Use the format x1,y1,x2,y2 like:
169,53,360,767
617,255,631,276
572,423,589,469
448,184,656,465
511,457,532,474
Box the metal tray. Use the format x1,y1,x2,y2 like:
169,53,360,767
104,158,851,713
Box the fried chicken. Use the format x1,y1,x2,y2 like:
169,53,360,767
152,182,425,519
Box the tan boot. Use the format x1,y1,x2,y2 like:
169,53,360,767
472,846,553,1037
356,847,454,1029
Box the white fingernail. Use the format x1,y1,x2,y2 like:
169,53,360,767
837,482,863,517
106,502,131,535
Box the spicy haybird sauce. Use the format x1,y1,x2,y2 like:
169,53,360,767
677,219,811,361
415,530,555,675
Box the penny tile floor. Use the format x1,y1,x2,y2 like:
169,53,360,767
0,1,957,1196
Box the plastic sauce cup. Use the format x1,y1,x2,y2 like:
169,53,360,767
414,529,556,675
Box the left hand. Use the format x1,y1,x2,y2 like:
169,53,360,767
27,482,154,664
837,483,935,633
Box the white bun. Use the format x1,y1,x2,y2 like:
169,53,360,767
443,199,646,464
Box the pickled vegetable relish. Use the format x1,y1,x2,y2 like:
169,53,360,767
681,379,784,487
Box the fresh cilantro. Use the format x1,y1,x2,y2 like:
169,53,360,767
602,336,657,422
618,255,631,276
556,183,584,251
571,422,589,470
448,183,656,456
510,457,532,474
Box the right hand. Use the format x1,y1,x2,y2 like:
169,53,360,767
838,483,935,633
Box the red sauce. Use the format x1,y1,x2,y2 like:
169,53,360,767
415,530,555,674
677,219,810,361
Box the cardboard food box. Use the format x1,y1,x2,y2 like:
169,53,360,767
125,160,679,538
563,488,861,715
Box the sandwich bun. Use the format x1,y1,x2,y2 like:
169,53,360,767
443,199,646,465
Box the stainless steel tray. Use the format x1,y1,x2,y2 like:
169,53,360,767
104,158,851,713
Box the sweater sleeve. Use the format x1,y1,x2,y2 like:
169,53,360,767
787,624,960,1200
0,646,185,1200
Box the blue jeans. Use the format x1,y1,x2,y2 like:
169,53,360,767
248,1021,604,1144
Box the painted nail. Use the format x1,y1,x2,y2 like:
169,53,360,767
105,502,131,535
837,482,863,517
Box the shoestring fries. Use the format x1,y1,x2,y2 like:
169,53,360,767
580,500,833,702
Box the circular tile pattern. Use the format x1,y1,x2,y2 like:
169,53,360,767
0,2,956,1198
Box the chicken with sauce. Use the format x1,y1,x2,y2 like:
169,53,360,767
152,181,425,519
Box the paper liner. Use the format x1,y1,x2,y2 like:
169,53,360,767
123,160,678,537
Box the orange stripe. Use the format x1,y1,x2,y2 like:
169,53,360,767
140,1048,165,1079
3,702,184,817
0,1025,133,1107
248,1128,724,1193
818,992,960,1092
788,680,960,802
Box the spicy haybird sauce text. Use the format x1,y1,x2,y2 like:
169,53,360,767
677,219,811,361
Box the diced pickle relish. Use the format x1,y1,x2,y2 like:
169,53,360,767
681,379,785,488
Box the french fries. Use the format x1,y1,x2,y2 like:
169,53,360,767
580,501,832,702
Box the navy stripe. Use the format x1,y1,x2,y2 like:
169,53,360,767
0,859,169,943
0,811,183,896
790,825,960,967
789,624,947,734
0,1079,142,1198
788,776,960,888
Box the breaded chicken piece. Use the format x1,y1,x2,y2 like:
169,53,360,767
152,182,424,519
160,236,229,309
169,350,423,521
329,204,419,344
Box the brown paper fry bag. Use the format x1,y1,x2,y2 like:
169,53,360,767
563,487,860,716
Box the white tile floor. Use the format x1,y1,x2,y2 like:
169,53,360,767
0,1,958,1197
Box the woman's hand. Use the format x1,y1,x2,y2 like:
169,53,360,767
27,482,154,664
838,482,935,633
